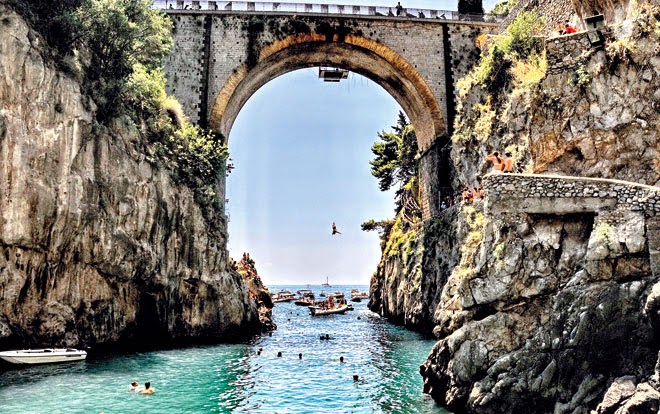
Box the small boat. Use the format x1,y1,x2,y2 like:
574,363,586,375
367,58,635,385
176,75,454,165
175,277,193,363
271,290,296,303
350,289,369,302
309,304,350,316
319,290,326,297
321,276,331,287
294,291,315,306
0,348,87,365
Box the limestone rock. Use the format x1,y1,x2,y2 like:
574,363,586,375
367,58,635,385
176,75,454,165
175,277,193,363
0,5,260,348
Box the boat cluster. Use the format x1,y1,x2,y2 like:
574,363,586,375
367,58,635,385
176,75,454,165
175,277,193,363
270,288,370,316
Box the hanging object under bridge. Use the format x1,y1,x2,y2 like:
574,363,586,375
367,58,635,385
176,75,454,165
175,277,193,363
318,67,349,82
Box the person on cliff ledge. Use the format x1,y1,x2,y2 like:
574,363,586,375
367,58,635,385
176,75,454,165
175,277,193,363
486,151,504,173
332,222,342,235
503,152,514,173
564,21,577,34
395,1,403,16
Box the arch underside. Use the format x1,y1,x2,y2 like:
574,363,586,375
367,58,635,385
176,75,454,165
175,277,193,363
209,40,446,152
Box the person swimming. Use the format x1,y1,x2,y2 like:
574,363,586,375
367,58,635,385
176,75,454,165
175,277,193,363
139,381,155,395
129,381,140,392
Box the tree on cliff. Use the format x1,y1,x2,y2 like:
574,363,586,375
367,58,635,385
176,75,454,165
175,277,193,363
10,0,173,121
369,111,418,202
458,0,484,15
75,0,173,120
363,112,420,242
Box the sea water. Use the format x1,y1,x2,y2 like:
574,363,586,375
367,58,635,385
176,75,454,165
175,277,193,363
0,285,448,413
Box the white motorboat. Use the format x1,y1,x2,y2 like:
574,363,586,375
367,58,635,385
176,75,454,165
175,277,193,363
309,304,350,316
0,348,87,365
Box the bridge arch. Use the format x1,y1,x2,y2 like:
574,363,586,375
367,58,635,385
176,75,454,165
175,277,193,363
209,33,445,152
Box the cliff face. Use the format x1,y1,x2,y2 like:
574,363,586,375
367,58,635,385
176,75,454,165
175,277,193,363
0,5,260,348
421,174,660,413
417,2,660,412
369,213,460,334
369,1,660,413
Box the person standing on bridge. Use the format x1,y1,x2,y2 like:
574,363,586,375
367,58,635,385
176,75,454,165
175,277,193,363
395,2,403,16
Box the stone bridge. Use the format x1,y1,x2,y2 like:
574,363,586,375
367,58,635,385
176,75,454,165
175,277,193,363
160,1,498,219
483,173,660,278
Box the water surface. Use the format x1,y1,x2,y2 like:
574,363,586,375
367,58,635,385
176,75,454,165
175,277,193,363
0,285,446,413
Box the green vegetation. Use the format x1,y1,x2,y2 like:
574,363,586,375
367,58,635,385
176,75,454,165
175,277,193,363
369,112,419,198
570,63,592,89
458,11,545,95
11,0,228,205
454,205,485,275
454,11,546,145
490,0,520,16
362,111,421,249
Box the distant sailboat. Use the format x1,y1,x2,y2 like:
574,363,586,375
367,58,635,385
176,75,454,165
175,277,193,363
322,276,331,287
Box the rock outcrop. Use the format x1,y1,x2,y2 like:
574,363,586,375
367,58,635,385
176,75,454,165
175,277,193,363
0,4,261,348
369,211,460,334
234,253,276,332
421,174,660,413
369,1,660,413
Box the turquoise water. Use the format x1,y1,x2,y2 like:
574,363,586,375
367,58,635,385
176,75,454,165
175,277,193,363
0,285,446,413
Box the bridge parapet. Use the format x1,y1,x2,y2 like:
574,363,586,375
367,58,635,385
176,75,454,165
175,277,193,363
483,173,660,216
154,0,504,23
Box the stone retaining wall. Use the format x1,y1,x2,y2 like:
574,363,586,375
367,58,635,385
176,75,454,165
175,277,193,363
500,0,576,34
545,30,595,73
483,173,660,215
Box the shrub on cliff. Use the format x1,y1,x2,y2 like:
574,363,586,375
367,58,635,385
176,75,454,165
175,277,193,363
454,11,546,146
363,112,421,248
490,0,520,16
10,0,173,122
464,11,545,94
125,64,227,203
75,0,173,121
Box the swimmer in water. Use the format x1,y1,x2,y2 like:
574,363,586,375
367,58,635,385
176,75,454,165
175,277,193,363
129,381,140,392
139,381,155,395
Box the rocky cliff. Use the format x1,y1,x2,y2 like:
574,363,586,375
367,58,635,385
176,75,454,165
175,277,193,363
0,4,262,349
369,211,460,334
370,0,660,412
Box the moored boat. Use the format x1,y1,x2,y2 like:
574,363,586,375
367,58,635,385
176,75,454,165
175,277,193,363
271,290,296,303
309,304,350,316
350,289,369,302
0,348,87,365
294,291,315,306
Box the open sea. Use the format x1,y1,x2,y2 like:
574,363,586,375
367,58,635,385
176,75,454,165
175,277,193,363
0,285,447,413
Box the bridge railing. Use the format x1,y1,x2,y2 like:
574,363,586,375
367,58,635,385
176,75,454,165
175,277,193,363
152,0,504,23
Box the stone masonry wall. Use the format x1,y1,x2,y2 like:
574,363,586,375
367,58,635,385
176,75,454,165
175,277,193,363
164,11,497,135
500,0,577,34
545,30,600,74
484,173,660,279
484,173,660,215
163,14,208,126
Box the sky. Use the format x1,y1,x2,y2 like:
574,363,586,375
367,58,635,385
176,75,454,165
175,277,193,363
225,0,499,286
